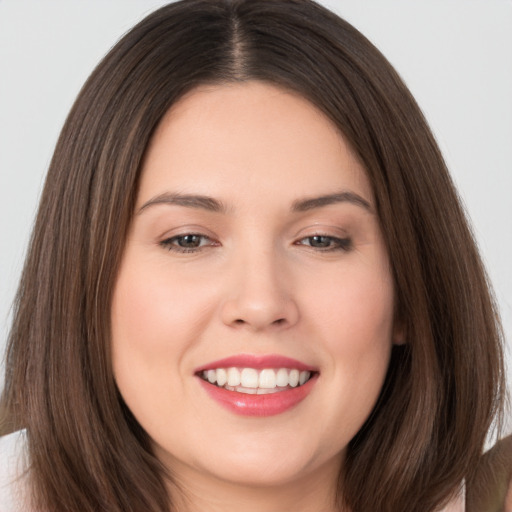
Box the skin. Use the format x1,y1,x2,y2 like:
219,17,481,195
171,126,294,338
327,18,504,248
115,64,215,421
111,81,402,512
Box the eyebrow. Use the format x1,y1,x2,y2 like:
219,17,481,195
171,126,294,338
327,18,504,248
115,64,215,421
137,190,373,215
291,191,373,213
137,193,227,214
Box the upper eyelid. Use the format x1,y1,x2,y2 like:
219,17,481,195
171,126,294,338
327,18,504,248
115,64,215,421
160,233,351,249
296,234,352,247
159,233,218,253
298,234,348,241
292,222,350,236
159,231,348,240
162,233,216,244
158,225,217,241
157,223,353,244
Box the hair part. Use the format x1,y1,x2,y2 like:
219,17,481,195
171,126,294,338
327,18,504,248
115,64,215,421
1,1,505,511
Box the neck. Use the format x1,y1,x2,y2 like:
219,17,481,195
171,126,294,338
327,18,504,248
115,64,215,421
165,458,347,512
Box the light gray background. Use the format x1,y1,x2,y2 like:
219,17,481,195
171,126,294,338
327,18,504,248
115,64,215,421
1,0,511,431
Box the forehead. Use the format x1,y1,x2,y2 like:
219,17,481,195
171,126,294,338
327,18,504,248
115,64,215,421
138,81,373,210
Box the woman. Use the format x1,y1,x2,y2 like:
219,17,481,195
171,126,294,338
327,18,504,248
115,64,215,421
0,1,506,510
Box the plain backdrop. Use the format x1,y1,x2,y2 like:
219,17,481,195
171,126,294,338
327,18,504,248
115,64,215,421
1,0,511,430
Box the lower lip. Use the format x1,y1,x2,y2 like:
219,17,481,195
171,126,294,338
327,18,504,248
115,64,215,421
198,374,318,417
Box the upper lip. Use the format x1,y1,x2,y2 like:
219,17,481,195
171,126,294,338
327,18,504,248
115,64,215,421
194,354,318,373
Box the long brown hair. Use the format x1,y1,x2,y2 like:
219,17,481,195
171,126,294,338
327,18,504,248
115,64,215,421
0,1,505,510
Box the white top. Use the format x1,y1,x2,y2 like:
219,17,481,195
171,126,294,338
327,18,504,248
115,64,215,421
0,431,30,511
0,430,464,511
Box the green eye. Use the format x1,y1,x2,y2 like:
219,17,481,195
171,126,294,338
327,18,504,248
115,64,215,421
298,235,352,251
308,236,333,248
160,234,215,253
175,234,204,248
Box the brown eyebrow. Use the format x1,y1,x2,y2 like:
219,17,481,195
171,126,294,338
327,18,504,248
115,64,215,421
137,190,373,216
137,193,227,214
291,191,373,213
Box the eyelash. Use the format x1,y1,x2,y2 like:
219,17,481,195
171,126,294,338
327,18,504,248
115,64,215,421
159,233,353,253
295,235,353,252
160,234,217,253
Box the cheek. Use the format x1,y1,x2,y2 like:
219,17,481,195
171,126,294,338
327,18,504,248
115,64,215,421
109,256,217,419
326,285,394,379
321,284,393,384
111,258,215,359
303,262,395,430
306,258,395,349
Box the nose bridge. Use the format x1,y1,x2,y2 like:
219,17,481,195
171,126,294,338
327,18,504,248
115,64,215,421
220,240,299,331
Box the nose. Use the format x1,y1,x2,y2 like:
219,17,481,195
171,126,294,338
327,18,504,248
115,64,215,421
220,247,299,332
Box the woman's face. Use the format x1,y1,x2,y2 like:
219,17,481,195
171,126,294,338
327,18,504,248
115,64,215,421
111,82,400,492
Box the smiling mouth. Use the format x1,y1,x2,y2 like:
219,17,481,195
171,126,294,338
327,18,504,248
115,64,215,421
198,367,315,394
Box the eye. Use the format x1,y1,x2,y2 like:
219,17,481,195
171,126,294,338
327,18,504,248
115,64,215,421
160,234,218,253
296,235,352,252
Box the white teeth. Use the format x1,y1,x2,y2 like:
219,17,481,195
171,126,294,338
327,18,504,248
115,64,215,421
240,368,259,388
299,370,309,385
289,369,300,387
227,367,241,386
201,367,312,393
276,368,289,387
259,369,277,388
225,385,280,394
207,369,216,384
216,368,227,387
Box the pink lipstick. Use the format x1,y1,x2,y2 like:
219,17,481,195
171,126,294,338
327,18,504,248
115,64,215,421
195,354,318,416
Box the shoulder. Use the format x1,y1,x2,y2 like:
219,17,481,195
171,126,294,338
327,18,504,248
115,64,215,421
0,430,32,512
466,435,512,512
438,487,465,512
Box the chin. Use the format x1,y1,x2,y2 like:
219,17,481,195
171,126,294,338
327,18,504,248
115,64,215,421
200,454,316,488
